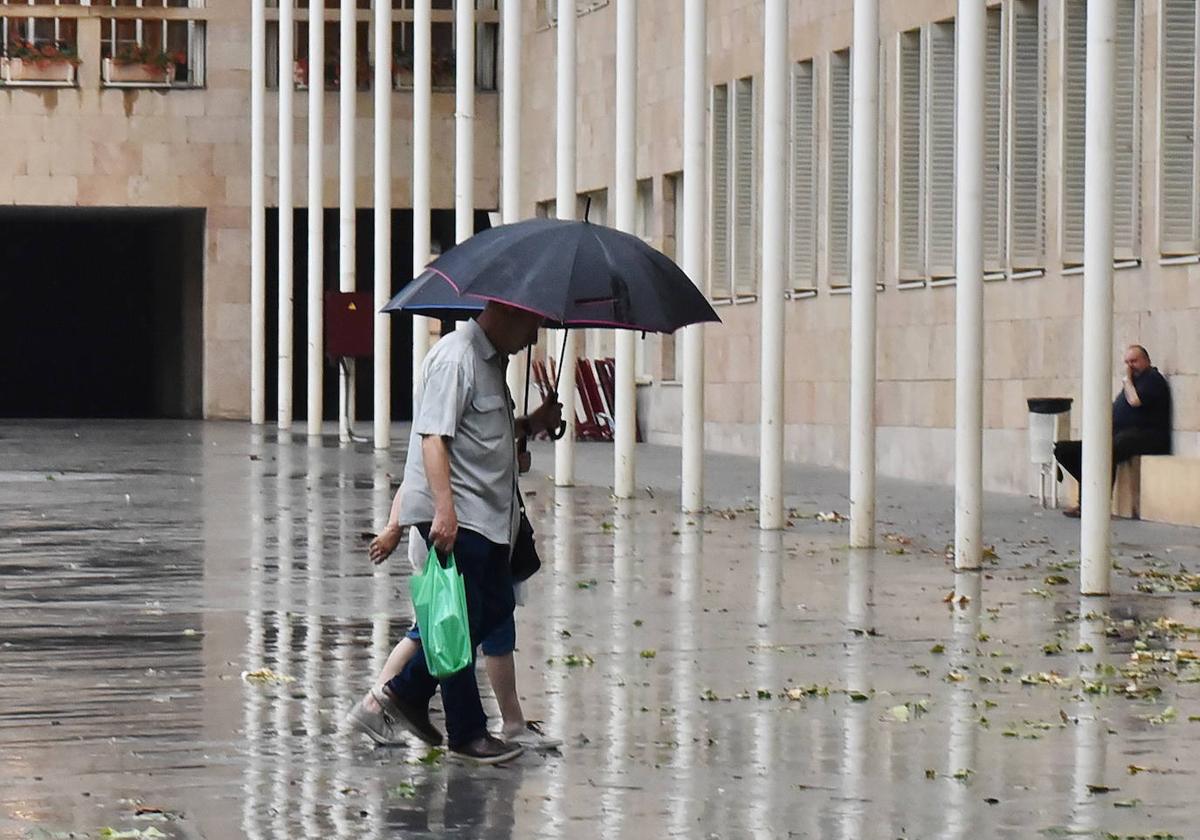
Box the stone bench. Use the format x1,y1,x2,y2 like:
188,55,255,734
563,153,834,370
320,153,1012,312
1139,456,1200,527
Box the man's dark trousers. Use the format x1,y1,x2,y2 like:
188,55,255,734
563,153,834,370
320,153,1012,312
386,527,515,749
1055,429,1171,501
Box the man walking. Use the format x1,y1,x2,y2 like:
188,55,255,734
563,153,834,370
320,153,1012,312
358,302,559,764
1055,344,1172,517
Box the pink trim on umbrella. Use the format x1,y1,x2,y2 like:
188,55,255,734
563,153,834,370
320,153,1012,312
426,266,558,321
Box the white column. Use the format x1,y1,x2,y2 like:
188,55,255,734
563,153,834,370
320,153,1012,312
338,0,357,443
455,0,475,245
681,0,706,513
954,0,985,569
848,0,879,548
613,0,637,499
251,0,266,425
412,0,432,406
373,0,392,449
759,0,787,529
554,0,578,487
502,0,522,400
306,0,325,437
277,0,295,432
1081,0,1116,595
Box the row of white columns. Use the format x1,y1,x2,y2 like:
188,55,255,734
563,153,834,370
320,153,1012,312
249,1,446,447
250,1,1114,594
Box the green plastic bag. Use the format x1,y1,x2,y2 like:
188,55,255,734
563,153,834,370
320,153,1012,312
410,547,472,679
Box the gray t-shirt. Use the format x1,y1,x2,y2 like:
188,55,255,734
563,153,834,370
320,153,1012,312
398,319,520,548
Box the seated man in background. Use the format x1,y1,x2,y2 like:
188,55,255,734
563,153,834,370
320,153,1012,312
1055,344,1172,518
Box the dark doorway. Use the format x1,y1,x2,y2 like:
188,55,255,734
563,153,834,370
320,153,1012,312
264,207,491,424
0,207,204,418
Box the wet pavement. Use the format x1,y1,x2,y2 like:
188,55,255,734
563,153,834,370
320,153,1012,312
2,420,1199,840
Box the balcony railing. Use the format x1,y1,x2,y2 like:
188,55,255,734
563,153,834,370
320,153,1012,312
0,0,207,89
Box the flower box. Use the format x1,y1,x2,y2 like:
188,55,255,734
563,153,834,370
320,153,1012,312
103,57,177,87
1,57,76,86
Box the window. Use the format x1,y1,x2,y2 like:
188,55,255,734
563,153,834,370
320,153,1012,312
1008,0,1046,270
926,21,955,278
732,76,757,297
896,29,923,280
635,177,653,377
1113,0,1141,260
1061,0,1086,264
95,0,206,88
710,83,731,299
662,172,684,381
1063,0,1141,264
1160,0,1196,255
983,7,1006,274
790,59,817,291
827,49,850,287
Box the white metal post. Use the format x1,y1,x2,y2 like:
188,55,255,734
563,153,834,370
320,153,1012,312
502,0,522,400
681,0,706,513
954,0,985,569
1081,0,1116,595
278,0,295,432
373,0,392,450
338,0,357,443
848,0,879,548
251,0,266,425
614,0,637,499
412,0,432,406
759,0,787,529
455,0,475,246
307,0,325,437
554,0,578,487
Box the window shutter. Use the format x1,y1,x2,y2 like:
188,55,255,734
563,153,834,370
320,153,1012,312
984,7,1006,273
733,77,756,296
1008,0,1046,269
1062,0,1087,264
925,21,955,278
1113,0,1141,260
828,49,851,286
1159,0,1197,255
710,84,731,298
897,29,923,279
790,60,817,289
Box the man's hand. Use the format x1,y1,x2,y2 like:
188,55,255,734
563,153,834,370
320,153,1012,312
369,524,402,565
529,392,564,437
429,504,458,555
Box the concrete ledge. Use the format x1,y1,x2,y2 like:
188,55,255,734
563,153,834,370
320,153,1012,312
1140,456,1200,527
1113,458,1140,519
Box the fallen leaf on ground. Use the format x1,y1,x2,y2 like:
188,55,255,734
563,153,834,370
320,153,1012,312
241,668,296,685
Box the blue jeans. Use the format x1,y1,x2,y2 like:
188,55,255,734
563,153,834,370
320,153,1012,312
406,610,517,656
386,526,515,748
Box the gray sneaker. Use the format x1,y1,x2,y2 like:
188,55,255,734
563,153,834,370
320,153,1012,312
506,721,563,751
346,687,407,745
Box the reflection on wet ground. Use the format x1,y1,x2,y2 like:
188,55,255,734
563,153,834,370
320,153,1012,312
1,421,1198,839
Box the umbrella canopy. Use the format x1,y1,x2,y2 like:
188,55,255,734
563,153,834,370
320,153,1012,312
383,218,720,334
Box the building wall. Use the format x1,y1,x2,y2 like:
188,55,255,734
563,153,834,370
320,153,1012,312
518,0,1200,495
0,1,499,419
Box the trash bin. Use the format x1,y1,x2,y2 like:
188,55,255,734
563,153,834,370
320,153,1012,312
1027,397,1072,508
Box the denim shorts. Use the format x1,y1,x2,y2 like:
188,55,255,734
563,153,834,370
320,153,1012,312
407,613,516,657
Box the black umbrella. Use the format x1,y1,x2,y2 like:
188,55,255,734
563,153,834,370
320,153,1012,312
382,218,720,334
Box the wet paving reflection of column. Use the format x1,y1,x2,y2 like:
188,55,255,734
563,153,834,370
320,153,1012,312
599,499,635,838
840,548,875,840
668,513,702,837
329,453,353,839
1068,597,1109,834
241,429,267,840
543,485,576,837
363,455,394,840
942,572,982,840
300,439,324,836
751,530,783,833
272,436,295,837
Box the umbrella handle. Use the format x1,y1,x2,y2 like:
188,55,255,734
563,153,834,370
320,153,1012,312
550,420,568,441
